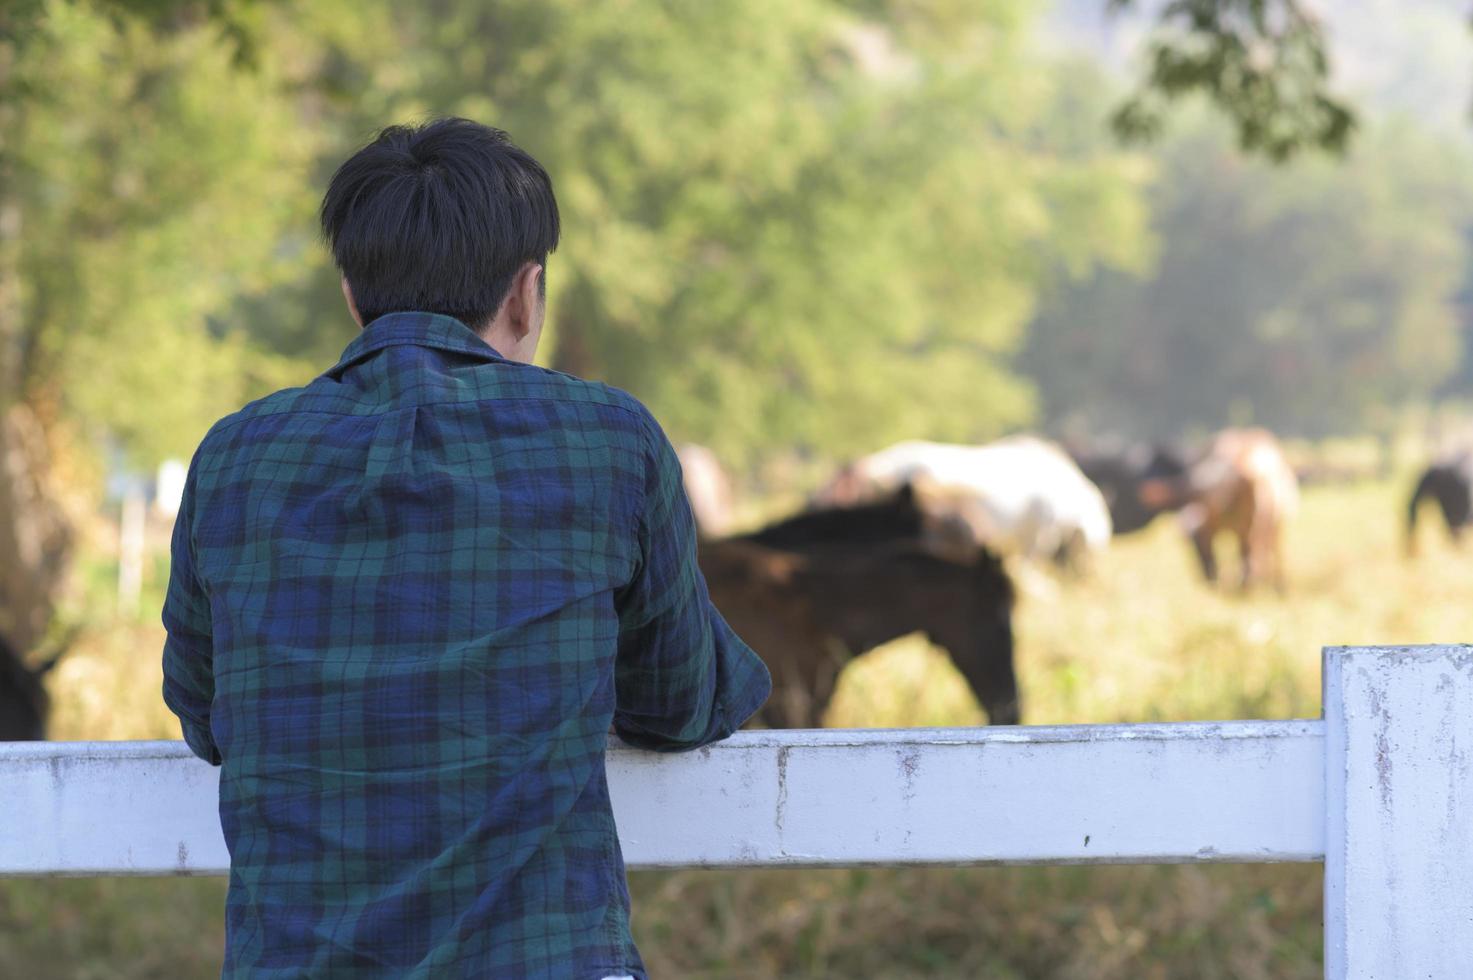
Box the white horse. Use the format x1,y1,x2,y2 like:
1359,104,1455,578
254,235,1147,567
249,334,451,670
816,436,1113,565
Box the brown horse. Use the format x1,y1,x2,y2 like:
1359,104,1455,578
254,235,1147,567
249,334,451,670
699,491,1018,728
1141,428,1298,591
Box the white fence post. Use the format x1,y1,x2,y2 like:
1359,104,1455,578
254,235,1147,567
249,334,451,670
1324,644,1473,980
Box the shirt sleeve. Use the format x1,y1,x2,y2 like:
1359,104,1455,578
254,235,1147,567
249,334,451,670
160,453,221,765
612,412,771,752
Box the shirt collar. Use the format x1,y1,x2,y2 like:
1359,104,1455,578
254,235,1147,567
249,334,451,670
323,311,505,380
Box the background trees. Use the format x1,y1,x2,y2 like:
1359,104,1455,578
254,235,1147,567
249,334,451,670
225,0,1152,467
0,0,313,650
1023,114,1473,440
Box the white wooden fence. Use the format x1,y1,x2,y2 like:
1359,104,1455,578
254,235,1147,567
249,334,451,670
2,644,1470,978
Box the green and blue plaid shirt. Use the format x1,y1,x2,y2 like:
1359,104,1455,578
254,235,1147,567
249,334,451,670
161,311,770,979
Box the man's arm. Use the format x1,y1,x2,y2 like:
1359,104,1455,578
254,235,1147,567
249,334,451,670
613,414,770,751
161,456,221,765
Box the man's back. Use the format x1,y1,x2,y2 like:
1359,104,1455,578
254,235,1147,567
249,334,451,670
162,311,770,978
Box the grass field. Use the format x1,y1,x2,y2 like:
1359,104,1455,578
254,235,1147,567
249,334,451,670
5,476,1470,978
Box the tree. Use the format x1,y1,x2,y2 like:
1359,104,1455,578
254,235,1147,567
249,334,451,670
1108,0,1355,161
345,0,1153,467
0,0,313,649
1022,113,1473,440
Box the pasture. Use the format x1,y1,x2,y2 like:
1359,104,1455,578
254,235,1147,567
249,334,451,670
4,474,1470,978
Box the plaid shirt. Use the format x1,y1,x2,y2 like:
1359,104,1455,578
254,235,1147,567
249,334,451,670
161,311,770,979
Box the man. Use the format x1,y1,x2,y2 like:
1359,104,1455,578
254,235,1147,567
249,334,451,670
162,117,771,979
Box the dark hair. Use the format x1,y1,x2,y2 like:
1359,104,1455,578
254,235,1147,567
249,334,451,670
320,117,560,331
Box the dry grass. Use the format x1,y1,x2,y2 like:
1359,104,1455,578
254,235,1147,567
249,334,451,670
629,864,1321,979
6,475,1470,978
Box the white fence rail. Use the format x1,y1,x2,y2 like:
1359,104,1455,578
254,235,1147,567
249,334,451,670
2,645,1470,978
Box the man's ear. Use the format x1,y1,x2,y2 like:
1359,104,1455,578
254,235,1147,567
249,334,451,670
341,277,364,328
506,262,544,340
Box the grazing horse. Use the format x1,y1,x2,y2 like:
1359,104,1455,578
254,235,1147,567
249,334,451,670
742,483,927,549
815,436,1112,567
0,631,58,741
1072,442,1189,535
700,492,1018,729
1406,453,1473,556
1142,428,1299,591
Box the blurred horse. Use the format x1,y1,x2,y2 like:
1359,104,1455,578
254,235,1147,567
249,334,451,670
815,436,1112,568
0,630,59,741
742,482,926,549
1141,428,1299,591
1406,453,1473,556
1071,442,1189,535
700,491,1018,728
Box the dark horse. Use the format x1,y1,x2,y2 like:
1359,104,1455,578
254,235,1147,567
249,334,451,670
739,483,928,549
1072,442,1189,535
699,488,1018,729
0,630,60,741
1407,453,1473,556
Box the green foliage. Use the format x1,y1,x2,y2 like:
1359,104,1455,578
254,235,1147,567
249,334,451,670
4,0,1154,473
370,1,1151,465
4,0,316,465
1110,0,1356,161
14,0,1468,473
1022,113,1473,440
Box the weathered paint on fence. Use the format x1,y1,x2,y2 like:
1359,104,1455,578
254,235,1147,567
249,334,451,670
0,721,1323,876
1323,645,1473,980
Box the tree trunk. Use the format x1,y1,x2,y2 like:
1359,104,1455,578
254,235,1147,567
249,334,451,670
0,403,72,654
0,28,74,657
0,39,20,407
